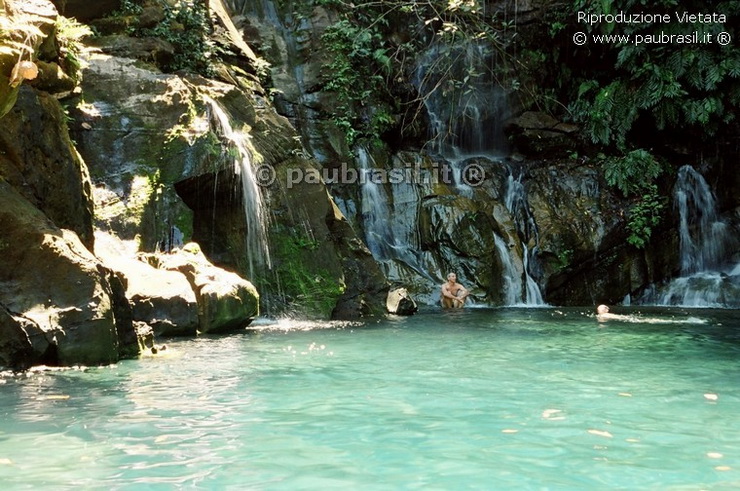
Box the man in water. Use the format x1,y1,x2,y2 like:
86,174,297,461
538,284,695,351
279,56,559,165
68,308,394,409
596,304,631,322
441,273,469,308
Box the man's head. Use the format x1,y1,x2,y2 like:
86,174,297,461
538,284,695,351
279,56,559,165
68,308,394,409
596,304,609,314
447,273,457,283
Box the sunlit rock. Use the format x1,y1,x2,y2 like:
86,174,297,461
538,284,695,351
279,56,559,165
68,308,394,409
95,232,199,337
155,243,259,334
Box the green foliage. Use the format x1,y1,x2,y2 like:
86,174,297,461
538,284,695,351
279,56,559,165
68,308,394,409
602,149,663,196
554,248,573,272
116,0,143,16
153,2,213,74
564,0,740,147
546,0,740,247
0,11,46,59
601,149,667,248
316,0,515,146
571,81,638,148
321,18,394,145
117,0,214,75
55,16,93,83
270,234,345,317
625,184,667,249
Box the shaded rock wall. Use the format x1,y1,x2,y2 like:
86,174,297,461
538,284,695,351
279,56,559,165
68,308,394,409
0,180,137,367
0,86,94,249
51,0,121,22
0,0,141,369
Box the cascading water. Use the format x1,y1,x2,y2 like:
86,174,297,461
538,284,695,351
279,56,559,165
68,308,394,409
409,40,548,305
675,166,731,275
413,42,508,159
523,245,545,305
225,1,548,306
640,165,739,307
493,234,522,305
504,171,545,305
412,41,508,195
353,148,441,297
204,96,271,280
358,146,394,260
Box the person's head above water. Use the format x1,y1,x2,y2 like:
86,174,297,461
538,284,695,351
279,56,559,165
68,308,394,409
596,304,610,315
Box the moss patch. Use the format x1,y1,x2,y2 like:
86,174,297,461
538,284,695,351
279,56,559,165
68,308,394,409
268,227,346,318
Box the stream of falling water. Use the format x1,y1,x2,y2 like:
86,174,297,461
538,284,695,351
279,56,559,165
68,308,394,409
204,96,271,279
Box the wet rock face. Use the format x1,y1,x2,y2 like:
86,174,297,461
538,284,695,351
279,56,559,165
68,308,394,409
69,54,195,251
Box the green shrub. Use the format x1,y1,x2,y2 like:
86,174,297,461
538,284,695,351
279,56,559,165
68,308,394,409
602,149,663,197
600,149,667,248
625,184,667,249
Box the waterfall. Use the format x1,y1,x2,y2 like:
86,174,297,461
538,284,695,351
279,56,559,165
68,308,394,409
358,146,394,259
204,96,271,279
523,245,545,305
641,165,739,307
331,147,447,306
412,42,508,158
504,172,546,305
675,166,730,274
355,148,440,289
493,234,522,305
412,41,508,195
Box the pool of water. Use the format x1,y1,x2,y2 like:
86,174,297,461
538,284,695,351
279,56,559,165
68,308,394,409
1,307,739,489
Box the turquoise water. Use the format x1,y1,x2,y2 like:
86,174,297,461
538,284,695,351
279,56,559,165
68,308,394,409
1,307,739,489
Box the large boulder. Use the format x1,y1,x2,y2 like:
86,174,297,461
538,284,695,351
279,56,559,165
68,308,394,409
96,234,257,335
0,181,138,368
156,243,259,333
527,160,679,305
95,232,199,337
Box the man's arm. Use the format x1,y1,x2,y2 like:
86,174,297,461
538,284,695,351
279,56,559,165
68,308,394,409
441,283,457,299
448,285,468,307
